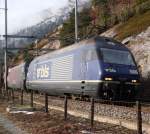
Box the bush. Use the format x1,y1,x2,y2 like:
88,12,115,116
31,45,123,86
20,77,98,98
106,14,117,27
23,50,33,63
136,0,148,5
136,1,150,14
59,8,92,46
118,7,136,23
59,0,150,46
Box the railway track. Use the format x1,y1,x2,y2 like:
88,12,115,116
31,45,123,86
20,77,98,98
13,91,150,124
13,91,149,133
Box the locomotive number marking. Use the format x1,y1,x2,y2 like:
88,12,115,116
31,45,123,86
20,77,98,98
37,64,49,78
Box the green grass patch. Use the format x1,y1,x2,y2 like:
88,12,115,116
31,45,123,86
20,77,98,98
12,104,33,110
115,10,150,41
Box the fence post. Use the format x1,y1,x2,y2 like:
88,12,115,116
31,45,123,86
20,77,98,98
136,101,142,134
21,90,23,105
30,90,33,107
91,97,95,129
45,93,48,113
7,89,9,101
12,89,14,103
64,95,68,121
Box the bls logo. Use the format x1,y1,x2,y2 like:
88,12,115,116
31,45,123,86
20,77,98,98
37,64,49,78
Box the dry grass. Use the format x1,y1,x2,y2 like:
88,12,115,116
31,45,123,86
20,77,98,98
0,97,137,134
115,10,150,41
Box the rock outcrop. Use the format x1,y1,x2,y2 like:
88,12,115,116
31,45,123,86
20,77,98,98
123,27,150,77
101,26,150,78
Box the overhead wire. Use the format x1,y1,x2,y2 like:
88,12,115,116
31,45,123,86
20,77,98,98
1,0,93,52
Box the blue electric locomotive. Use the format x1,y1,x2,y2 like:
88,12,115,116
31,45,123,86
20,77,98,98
25,36,140,100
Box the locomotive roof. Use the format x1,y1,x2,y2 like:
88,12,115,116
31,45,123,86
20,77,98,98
95,36,128,50
34,36,129,61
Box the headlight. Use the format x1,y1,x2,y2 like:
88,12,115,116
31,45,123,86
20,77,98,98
132,80,137,83
105,77,113,81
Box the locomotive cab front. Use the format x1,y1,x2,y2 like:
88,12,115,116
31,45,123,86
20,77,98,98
99,47,140,101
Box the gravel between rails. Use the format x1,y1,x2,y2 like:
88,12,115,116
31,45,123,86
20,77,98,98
24,93,150,124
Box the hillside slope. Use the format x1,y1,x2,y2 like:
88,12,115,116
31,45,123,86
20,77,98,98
125,27,150,77
9,1,150,78
116,10,150,41
101,10,150,77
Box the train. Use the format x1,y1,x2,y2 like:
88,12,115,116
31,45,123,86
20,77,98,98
7,36,140,101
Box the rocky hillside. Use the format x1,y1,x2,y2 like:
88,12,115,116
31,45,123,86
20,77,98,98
7,0,150,78
101,10,150,77
125,27,150,77
3,0,90,49
31,10,150,78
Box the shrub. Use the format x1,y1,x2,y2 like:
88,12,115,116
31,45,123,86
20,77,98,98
136,1,150,14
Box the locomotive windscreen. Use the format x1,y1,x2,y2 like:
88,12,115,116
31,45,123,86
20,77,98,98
101,48,135,66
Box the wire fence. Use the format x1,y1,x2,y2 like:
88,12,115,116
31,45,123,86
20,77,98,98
1,89,150,134
31,91,149,133
62,97,149,134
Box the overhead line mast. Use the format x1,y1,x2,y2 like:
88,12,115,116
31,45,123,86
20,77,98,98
4,0,8,97
75,0,78,42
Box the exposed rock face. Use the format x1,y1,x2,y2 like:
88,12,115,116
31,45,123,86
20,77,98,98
101,26,150,78
123,27,150,77
100,25,118,38
39,40,61,55
43,40,61,50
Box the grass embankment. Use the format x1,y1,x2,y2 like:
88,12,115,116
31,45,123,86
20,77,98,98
115,10,150,41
